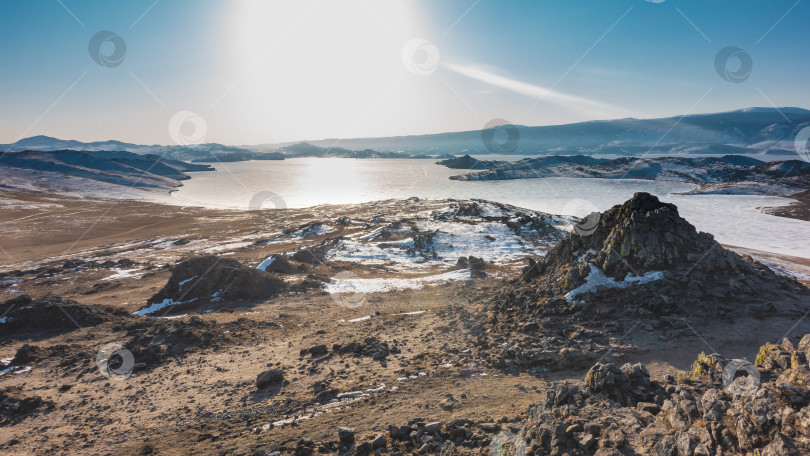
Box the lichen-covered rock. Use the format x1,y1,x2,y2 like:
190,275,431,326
583,362,662,406
512,336,810,456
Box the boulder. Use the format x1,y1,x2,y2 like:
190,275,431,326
256,369,284,388
337,427,355,444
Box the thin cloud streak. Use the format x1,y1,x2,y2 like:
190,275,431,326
443,62,635,120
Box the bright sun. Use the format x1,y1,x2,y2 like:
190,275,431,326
216,1,437,144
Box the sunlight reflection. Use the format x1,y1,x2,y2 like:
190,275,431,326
294,158,369,206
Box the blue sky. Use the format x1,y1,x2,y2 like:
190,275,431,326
0,0,807,145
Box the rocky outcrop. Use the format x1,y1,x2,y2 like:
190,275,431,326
583,362,665,407
529,192,801,301
291,238,342,265
336,337,392,360
474,193,809,374
512,337,810,456
124,315,219,366
0,295,131,338
273,419,528,456
145,255,287,313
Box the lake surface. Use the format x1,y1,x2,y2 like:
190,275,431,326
172,158,810,258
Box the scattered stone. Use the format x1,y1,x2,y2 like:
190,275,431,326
307,344,328,356
0,387,54,425
256,369,284,389
371,435,386,449
478,423,500,433
337,427,355,444
423,422,443,433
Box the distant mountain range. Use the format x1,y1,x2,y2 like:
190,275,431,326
0,137,283,163
257,107,810,156
272,142,443,159
1,107,808,160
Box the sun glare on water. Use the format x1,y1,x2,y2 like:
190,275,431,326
294,158,370,207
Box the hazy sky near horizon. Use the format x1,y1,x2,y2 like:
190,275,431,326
0,0,808,146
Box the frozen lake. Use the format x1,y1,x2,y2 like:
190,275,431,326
172,157,810,258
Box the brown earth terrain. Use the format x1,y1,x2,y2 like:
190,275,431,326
0,191,809,455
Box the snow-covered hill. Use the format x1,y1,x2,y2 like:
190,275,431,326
0,136,282,163
0,150,213,195
448,155,810,196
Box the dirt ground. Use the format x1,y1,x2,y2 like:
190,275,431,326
1,191,809,455
761,189,810,222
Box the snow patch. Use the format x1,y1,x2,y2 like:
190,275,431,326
257,257,275,271
565,264,664,301
327,269,471,294
178,276,198,287
102,268,142,281
756,258,810,282
0,364,31,377
134,298,197,316
400,310,426,316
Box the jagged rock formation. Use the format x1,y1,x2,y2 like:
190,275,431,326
472,193,809,374
524,192,803,308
